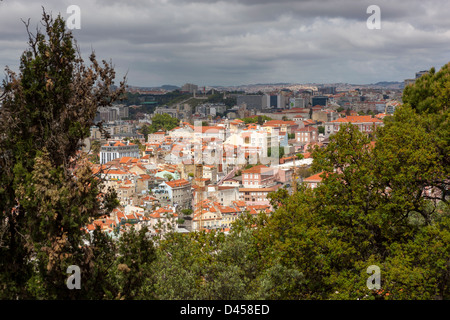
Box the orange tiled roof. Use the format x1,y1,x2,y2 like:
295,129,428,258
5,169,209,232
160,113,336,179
330,116,383,123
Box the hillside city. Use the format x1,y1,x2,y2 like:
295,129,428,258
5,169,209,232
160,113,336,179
76,76,414,240
1,0,450,303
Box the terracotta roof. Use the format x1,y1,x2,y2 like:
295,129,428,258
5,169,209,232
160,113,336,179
303,171,327,182
297,126,318,132
242,164,270,174
330,116,383,123
165,179,191,188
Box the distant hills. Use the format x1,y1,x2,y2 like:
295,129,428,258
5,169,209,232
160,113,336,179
372,81,404,89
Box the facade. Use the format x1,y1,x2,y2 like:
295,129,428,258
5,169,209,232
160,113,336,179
295,126,318,149
312,110,339,123
238,184,281,206
164,179,192,209
148,131,166,144
242,165,275,188
303,171,325,189
324,115,384,137
237,95,265,110
312,96,328,106
181,83,198,93
100,141,140,164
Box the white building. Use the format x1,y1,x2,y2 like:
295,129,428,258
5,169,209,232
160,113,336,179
100,140,140,164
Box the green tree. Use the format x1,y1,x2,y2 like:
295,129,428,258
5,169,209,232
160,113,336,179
139,124,151,142
112,226,157,299
0,11,125,299
150,113,179,133
402,63,450,115
260,109,449,299
267,146,285,159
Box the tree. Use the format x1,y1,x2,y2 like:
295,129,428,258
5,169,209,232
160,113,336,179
295,153,304,160
259,107,449,299
402,63,450,115
267,146,285,159
0,11,125,299
317,126,325,134
163,173,174,181
139,124,151,142
150,113,179,133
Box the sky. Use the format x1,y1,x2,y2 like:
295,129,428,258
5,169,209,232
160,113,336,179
1,0,450,87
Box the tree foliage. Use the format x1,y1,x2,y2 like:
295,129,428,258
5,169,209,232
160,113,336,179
0,11,128,299
149,113,179,133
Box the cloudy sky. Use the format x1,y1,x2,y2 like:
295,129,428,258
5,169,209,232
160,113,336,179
1,0,449,87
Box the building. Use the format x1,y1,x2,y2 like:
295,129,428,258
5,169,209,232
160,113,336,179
318,86,337,95
237,95,265,110
312,109,339,123
404,70,429,87
238,184,281,206
241,165,276,188
164,179,192,209
181,83,198,94
262,120,299,135
100,141,140,164
289,97,306,109
303,171,325,189
311,96,328,107
295,126,318,146
324,115,384,137
147,131,166,144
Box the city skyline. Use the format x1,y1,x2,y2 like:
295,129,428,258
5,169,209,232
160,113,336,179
1,0,450,87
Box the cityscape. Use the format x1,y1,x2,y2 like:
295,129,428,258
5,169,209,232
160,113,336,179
0,0,449,308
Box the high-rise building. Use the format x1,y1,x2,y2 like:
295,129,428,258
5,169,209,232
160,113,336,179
181,83,198,94
312,96,328,107
236,95,265,110
415,70,429,79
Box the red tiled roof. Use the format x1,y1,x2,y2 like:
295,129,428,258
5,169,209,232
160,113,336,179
330,116,383,123
303,171,327,182
165,179,190,188
242,164,269,174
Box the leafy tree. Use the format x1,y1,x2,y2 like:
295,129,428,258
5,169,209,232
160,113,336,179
163,173,174,181
112,226,157,299
402,63,450,114
181,208,193,216
150,113,179,133
0,11,125,299
267,146,285,159
260,105,449,299
139,124,151,142
318,126,325,134
241,115,272,124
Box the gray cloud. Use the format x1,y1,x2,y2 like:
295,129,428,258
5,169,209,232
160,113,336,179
1,0,449,87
